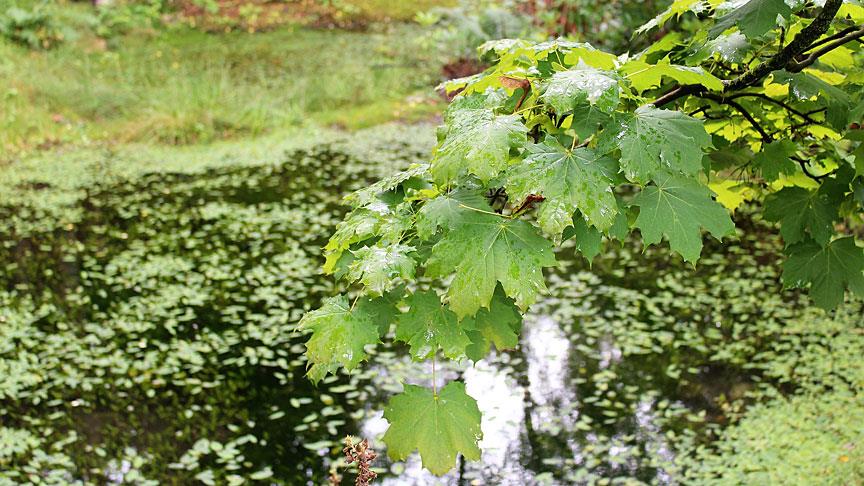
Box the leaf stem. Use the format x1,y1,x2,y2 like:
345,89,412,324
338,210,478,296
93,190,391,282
459,203,509,218
513,104,537,115
431,353,438,398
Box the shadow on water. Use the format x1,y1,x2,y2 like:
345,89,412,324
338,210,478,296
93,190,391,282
0,143,837,484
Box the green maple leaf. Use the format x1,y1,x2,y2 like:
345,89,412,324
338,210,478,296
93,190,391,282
783,237,864,310
599,105,712,183
427,212,557,318
631,172,736,263
710,0,792,39
323,202,411,273
696,32,751,63
431,107,527,184
395,291,473,360
355,293,400,336
464,287,522,362
562,212,603,263
506,139,618,237
344,164,430,206
416,190,491,240
764,187,837,246
347,244,416,295
619,59,723,93
298,295,380,383
541,65,620,114
755,140,797,182
382,382,482,476
772,72,852,131
635,0,710,35
570,101,611,139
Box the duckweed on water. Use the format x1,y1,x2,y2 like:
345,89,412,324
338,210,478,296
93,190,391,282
0,126,862,484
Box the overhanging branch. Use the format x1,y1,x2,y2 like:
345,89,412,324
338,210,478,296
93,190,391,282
787,25,864,72
653,0,844,108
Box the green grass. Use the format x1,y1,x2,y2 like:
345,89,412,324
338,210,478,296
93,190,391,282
0,18,444,158
346,0,457,22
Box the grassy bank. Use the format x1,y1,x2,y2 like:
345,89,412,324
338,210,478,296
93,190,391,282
0,5,447,159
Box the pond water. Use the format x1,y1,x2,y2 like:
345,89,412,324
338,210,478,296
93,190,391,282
0,135,856,484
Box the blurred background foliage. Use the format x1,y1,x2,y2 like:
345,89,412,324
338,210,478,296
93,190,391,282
1,0,862,484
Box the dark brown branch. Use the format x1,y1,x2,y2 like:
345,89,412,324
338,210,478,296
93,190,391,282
688,105,710,117
653,0,844,108
725,92,822,125
801,25,861,52
787,25,864,71
653,84,703,108
791,155,831,181
699,93,773,143
726,0,843,90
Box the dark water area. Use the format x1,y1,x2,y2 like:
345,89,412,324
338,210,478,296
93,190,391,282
0,143,845,484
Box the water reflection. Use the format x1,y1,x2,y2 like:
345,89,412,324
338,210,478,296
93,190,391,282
363,312,681,485
1,137,835,484
524,315,578,436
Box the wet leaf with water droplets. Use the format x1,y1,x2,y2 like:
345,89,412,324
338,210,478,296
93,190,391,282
395,291,473,360
299,295,380,383
323,202,412,273
431,107,527,184
506,139,617,237
426,211,557,318
599,106,712,183
416,190,491,240
542,65,620,114
348,243,416,295
709,0,792,39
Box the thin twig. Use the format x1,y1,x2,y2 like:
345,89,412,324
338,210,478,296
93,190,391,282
699,93,773,143
688,105,710,117
791,155,831,181
725,92,822,125
801,25,861,53
787,25,864,71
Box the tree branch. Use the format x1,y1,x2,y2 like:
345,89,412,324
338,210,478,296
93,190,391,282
791,155,831,181
653,0,844,108
787,25,864,72
725,92,822,125
699,93,772,143
801,25,860,52
725,0,843,90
